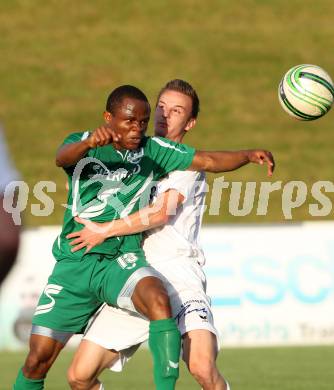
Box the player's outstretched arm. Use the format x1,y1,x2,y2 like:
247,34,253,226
66,189,184,253
189,149,275,176
56,126,116,168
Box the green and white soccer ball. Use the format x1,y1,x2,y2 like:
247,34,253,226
278,64,334,120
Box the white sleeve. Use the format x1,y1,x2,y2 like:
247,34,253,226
156,170,203,202
0,128,20,193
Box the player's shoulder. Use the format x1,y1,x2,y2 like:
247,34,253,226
167,170,204,182
147,136,190,151
159,171,206,194
156,170,206,199
145,136,173,148
62,130,90,145
147,136,172,145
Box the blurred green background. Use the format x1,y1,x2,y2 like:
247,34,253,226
1,0,334,226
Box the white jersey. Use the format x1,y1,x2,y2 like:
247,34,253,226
83,169,220,371
0,127,19,193
143,170,207,265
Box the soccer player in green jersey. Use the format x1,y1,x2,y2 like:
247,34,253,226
14,85,274,390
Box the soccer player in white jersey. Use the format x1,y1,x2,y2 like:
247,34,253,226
66,79,273,390
0,126,20,285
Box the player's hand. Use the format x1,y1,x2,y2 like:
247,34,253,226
246,150,275,177
66,217,110,253
86,125,119,148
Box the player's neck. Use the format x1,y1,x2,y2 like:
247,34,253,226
168,133,186,143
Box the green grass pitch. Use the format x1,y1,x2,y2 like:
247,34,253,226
3,346,334,389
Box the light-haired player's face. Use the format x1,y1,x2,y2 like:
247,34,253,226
154,90,195,139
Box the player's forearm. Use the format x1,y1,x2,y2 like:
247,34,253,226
56,140,92,168
190,150,250,173
105,206,168,238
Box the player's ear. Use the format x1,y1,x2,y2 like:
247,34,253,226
184,118,196,132
103,111,113,123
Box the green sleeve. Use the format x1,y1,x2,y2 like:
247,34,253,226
59,131,96,175
147,136,195,177
61,131,90,146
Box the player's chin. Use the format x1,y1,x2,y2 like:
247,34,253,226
126,139,142,150
154,126,167,137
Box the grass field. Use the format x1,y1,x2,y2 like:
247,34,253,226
1,1,334,225
2,346,334,389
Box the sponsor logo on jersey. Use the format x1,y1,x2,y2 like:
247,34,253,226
68,157,154,218
175,299,209,324
127,148,144,164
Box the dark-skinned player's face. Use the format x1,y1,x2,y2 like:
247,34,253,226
104,97,151,150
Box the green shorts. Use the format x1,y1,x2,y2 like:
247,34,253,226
32,249,154,333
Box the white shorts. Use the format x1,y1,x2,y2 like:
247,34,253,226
84,257,218,371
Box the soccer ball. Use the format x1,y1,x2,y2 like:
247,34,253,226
278,64,334,120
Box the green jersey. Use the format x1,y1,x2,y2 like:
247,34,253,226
53,132,195,261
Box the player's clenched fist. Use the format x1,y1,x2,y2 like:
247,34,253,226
87,125,118,148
